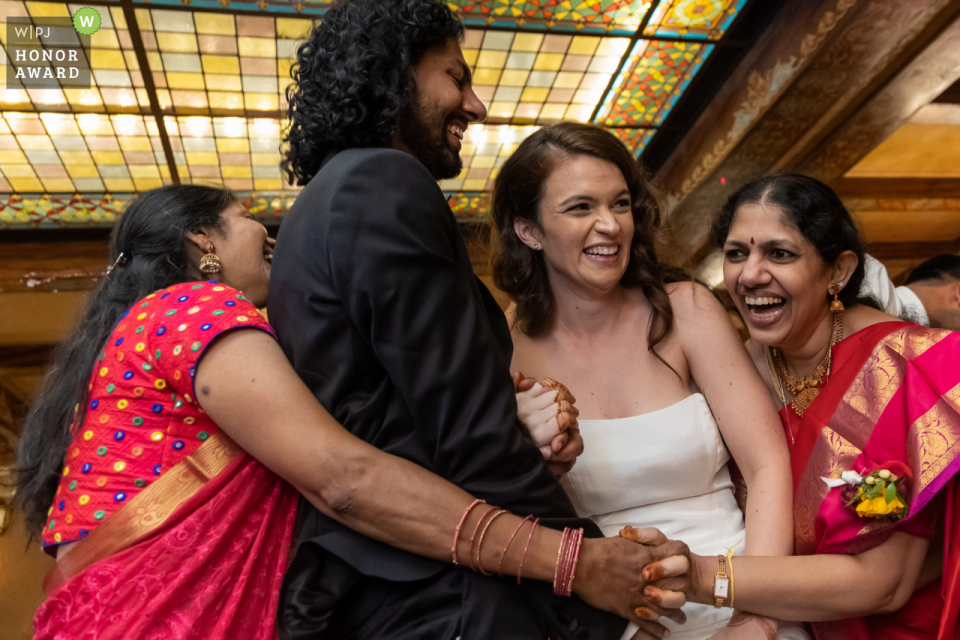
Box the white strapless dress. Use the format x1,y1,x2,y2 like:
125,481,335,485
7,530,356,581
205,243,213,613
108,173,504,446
562,394,744,640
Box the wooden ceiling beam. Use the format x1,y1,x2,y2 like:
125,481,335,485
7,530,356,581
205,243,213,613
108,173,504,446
653,0,960,264
0,240,107,294
868,239,960,260
832,177,960,198
797,8,960,182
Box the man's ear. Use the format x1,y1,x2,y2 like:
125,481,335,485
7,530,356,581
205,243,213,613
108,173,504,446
514,217,543,250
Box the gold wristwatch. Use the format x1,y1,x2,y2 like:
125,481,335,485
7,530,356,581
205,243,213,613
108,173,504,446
713,555,730,608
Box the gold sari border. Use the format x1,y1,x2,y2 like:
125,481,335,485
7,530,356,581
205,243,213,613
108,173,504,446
44,430,242,595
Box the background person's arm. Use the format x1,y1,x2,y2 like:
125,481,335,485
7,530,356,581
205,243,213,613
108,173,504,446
195,328,688,636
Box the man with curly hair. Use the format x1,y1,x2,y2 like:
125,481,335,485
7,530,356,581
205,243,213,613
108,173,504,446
268,1,668,638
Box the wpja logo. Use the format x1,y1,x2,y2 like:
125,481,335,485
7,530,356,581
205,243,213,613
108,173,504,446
6,14,94,89
73,7,102,36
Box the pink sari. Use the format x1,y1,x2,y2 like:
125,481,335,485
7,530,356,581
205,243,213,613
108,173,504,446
781,321,960,640
34,431,299,640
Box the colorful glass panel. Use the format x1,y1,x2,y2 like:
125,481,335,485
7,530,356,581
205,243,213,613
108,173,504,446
0,191,301,228
170,115,294,192
0,0,756,221
131,0,330,17
135,9,313,117
0,111,170,192
450,1,653,35
643,0,747,40
463,28,629,124
595,40,713,127
0,2,145,113
438,123,544,192
606,127,653,156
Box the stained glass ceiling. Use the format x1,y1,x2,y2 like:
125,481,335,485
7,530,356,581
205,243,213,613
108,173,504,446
0,0,752,228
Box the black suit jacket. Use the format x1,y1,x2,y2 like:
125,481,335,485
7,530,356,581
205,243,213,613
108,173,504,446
269,148,627,639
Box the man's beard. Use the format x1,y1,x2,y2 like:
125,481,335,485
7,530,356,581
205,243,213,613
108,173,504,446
396,96,463,181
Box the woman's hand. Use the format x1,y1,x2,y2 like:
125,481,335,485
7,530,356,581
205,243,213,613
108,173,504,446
575,527,690,639
513,372,582,474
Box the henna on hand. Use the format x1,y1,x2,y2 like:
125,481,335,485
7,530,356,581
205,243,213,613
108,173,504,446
539,378,578,434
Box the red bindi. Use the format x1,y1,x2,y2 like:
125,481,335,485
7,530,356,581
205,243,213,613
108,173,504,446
750,237,754,245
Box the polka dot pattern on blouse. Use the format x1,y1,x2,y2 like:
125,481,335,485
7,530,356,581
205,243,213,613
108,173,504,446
42,281,275,551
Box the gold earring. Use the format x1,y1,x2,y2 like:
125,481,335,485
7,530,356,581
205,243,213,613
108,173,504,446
828,282,844,312
199,242,221,275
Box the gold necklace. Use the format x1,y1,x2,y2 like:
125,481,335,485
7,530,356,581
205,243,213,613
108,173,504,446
772,311,844,418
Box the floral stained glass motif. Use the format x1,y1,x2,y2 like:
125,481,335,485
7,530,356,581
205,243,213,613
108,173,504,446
0,192,298,229
605,127,654,157
449,0,654,35
643,0,748,40
595,40,714,127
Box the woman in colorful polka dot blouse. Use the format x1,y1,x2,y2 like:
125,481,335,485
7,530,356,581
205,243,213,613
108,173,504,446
16,185,686,640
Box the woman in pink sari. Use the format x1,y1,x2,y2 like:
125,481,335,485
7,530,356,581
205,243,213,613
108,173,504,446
642,175,958,639
16,185,689,640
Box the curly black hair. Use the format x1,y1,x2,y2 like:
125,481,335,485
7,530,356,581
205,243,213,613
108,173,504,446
282,0,464,186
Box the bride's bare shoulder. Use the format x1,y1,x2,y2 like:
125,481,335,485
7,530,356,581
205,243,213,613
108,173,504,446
663,280,730,329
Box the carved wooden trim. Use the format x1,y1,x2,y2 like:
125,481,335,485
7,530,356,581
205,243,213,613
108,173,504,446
655,0,960,260
655,0,857,212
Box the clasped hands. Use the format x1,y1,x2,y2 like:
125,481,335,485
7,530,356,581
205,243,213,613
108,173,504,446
512,373,694,638
513,372,582,475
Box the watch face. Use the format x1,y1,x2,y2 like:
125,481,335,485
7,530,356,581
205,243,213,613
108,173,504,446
714,578,729,598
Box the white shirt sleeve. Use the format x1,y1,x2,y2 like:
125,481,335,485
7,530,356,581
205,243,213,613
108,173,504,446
859,255,929,326
861,255,901,314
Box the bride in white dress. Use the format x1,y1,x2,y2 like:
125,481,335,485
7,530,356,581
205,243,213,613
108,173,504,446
490,123,806,640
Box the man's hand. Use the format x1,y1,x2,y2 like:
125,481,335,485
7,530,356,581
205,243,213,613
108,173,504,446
575,527,690,639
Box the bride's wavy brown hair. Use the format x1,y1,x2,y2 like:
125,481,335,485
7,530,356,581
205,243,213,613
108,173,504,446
491,122,682,370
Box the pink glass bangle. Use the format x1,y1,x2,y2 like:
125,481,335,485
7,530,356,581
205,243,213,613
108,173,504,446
452,499,485,565
554,527,583,596
517,517,540,584
475,509,508,576
553,527,571,595
564,528,584,596
498,515,533,576
468,506,499,571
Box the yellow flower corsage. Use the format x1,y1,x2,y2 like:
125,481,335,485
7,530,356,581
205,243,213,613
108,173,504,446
821,468,909,521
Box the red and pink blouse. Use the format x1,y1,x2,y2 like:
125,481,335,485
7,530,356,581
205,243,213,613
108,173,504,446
42,280,273,551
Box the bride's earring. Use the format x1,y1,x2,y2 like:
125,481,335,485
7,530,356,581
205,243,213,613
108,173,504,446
533,243,539,250
200,243,221,275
